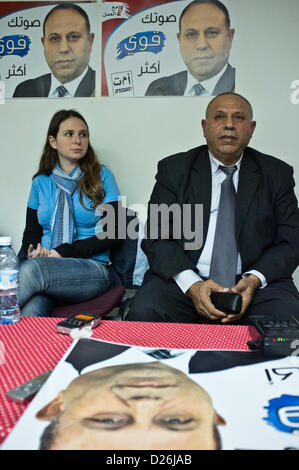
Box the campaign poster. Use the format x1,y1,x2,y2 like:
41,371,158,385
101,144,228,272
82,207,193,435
0,2,100,99
102,0,237,97
2,337,299,450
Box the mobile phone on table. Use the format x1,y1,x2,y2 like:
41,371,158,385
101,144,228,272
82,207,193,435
56,314,101,335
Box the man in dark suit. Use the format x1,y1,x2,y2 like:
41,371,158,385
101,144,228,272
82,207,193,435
146,64,235,97
13,3,95,98
127,93,299,323
145,0,235,97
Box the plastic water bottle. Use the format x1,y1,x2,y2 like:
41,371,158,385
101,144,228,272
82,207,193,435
0,237,20,324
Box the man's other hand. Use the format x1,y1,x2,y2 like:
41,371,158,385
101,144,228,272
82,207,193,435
221,274,261,323
187,280,228,321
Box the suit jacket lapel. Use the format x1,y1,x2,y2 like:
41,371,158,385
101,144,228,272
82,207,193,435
173,71,188,95
37,74,51,97
75,67,95,97
190,149,211,259
236,149,261,239
212,63,235,95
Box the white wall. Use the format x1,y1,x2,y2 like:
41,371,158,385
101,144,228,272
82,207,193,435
0,0,298,286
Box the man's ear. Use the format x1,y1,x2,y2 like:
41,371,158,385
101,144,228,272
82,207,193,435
250,120,257,136
49,135,57,149
201,119,207,136
89,32,95,49
36,391,64,421
214,410,226,426
228,28,235,46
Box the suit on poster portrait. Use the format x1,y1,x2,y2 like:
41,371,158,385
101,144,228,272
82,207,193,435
13,66,95,98
64,338,280,375
145,63,235,96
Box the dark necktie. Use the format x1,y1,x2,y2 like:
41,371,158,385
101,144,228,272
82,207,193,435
192,83,206,96
56,85,68,97
209,165,238,288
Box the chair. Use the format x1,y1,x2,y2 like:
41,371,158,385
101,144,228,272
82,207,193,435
49,284,125,318
49,207,148,319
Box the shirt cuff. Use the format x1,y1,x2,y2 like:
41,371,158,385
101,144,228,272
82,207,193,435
243,270,267,289
173,269,203,294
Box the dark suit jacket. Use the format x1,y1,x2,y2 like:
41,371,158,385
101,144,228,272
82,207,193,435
65,338,279,375
145,63,235,96
13,66,95,98
142,145,299,284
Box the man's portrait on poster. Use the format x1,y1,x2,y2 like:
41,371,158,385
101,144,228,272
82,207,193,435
13,3,95,98
36,361,225,450
145,0,235,96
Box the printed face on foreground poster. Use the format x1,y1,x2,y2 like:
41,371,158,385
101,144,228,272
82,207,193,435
0,2,100,98
101,0,238,97
2,338,299,450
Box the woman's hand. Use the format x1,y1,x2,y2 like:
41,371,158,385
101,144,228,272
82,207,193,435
27,243,50,258
27,244,61,258
48,249,61,258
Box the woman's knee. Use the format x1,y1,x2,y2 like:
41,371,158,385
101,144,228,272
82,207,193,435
19,259,43,285
18,259,46,308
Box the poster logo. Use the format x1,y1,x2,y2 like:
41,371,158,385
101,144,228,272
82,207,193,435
102,2,130,21
111,70,134,96
264,395,299,434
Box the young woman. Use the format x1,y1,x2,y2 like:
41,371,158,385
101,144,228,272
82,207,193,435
19,109,121,316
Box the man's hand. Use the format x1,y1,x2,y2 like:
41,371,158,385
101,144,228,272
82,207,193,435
221,274,261,323
187,280,229,321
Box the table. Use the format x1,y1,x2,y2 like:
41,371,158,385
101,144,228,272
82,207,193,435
0,317,259,445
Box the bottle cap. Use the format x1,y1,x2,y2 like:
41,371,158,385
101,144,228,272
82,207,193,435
0,237,12,245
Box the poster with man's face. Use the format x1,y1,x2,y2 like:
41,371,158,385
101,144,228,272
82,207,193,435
102,0,237,97
0,2,99,98
2,338,299,450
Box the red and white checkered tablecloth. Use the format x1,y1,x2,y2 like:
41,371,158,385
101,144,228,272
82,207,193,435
0,317,259,444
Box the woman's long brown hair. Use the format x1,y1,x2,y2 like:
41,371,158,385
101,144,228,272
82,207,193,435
34,109,105,209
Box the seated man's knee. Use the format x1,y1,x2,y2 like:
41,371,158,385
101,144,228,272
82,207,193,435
247,282,299,321
126,288,155,321
127,278,173,322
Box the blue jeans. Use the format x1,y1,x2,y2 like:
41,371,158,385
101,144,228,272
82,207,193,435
19,257,110,317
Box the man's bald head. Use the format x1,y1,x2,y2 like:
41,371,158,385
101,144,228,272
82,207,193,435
206,93,253,120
